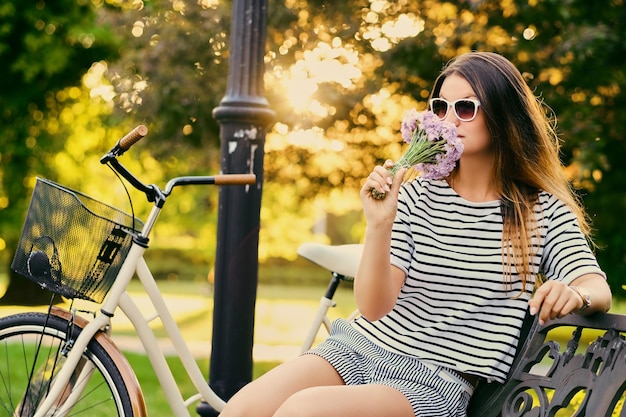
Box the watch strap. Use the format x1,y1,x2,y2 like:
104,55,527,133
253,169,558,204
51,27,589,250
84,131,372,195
570,286,591,311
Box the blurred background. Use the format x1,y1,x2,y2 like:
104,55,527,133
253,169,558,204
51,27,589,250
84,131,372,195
1,0,624,304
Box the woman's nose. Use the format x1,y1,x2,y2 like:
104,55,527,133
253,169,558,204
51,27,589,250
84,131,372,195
444,107,461,125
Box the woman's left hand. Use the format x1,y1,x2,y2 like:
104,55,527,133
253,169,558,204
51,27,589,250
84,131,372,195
528,273,611,325
528,281,583,325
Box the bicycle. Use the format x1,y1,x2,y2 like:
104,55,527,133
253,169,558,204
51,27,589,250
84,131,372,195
2,126,256,417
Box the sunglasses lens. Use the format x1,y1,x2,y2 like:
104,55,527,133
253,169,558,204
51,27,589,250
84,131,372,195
431,99,449,119
454,100,477,121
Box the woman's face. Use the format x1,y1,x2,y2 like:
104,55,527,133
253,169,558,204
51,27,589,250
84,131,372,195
437,74,492,159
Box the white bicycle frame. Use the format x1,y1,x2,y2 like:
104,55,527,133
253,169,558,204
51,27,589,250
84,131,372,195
34,200,226,417
299,290,361,354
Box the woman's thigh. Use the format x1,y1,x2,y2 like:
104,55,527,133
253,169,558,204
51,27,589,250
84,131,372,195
274,384,414,417
219,354,344,417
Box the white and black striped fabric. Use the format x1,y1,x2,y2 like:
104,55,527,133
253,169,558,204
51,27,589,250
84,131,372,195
307,318,472,416
353,178,605,383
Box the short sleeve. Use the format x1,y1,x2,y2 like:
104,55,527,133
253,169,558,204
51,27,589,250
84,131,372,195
389,181,419,275
539,194,606,284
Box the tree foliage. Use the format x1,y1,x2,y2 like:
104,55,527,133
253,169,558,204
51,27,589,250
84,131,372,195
1,0,625,300
0,0,120,303
98,0,231,152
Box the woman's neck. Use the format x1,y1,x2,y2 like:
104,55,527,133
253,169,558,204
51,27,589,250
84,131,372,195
449,158,500,203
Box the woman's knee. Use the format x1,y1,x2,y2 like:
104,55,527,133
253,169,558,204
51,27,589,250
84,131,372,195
218,394,256,417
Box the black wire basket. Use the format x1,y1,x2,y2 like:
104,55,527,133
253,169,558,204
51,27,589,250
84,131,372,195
11,178,143,303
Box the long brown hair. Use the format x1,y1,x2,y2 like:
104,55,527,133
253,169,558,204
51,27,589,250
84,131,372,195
429,52,592,291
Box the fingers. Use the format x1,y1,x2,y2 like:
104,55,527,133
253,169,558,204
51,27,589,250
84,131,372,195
528,281,583,325
382,159,395,170
360,160,395,197
390,166,407,195
359,162,407,226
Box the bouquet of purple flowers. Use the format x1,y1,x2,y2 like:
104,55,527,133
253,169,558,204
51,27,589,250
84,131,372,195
371,109,464,200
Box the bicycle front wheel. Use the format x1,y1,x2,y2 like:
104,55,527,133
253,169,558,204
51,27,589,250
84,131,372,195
0,311,135,417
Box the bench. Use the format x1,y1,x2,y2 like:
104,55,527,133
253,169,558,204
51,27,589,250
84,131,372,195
468,311,626,416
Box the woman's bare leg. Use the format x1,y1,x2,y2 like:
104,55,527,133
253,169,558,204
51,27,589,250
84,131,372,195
219,354,344,417
274,384,414,417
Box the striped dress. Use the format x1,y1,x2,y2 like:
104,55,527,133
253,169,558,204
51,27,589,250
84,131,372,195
352,178,605,383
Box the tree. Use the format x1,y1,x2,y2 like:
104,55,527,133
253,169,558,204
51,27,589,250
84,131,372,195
98,0,231,154
0,0,120,303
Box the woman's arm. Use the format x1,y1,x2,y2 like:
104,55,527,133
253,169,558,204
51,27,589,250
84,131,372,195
355,224,406,321
528,273,612,325
567,273,612,314
354,162,407,321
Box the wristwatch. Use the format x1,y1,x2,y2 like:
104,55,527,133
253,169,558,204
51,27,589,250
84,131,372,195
570,286,591,311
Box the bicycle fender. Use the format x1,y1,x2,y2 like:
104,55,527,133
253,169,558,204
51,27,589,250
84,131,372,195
50,306,148,417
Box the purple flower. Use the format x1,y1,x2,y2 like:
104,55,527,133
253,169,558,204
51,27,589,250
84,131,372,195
400,108,422,142
371,109,464,199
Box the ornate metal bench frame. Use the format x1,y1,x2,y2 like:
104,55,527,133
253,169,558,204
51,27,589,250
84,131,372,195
468,312,626,417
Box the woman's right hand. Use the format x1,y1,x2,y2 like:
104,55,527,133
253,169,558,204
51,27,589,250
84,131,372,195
359,160,407,227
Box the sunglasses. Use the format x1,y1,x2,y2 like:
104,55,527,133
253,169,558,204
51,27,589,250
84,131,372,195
430,98,481,122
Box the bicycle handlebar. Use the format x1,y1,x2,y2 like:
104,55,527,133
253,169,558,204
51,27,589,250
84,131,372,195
163,174,256,195
100,125,149,163
119,125,148,150
214,174,257,185
100,126,257,204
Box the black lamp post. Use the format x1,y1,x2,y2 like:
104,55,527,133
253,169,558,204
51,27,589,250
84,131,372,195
197,0,274,415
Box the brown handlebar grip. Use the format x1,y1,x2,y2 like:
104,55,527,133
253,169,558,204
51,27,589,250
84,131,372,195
118,125,148,150
214,174,257,185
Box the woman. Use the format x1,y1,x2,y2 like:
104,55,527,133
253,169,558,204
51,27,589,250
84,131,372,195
219,52,612,417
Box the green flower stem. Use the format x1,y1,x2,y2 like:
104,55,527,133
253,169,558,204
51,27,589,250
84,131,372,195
371,138,447,200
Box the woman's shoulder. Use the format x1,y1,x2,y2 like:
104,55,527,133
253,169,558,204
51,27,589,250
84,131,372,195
399,178,453,205
401,177,451,195
537,189,564,207
536,189,576,220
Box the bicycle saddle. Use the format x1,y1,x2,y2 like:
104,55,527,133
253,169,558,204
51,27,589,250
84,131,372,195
297,242,363,278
